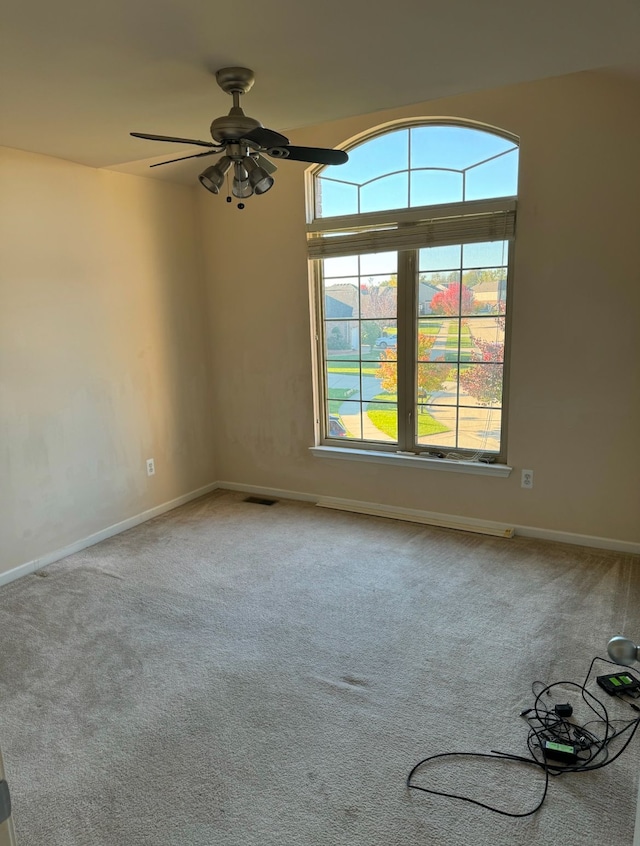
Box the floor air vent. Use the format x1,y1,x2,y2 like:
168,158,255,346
243,496,279,506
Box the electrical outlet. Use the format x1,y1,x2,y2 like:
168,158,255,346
146,458,155,477
521,469,533,489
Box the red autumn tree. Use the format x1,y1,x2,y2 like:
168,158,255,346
459,339,504,405
429,283,476,316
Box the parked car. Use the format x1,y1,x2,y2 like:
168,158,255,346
328,414,347,437
374,334,397,349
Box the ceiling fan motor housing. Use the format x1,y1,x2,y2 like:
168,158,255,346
210,69,262,144
210,112,261,144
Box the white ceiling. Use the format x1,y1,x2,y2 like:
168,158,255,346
3,0,640,183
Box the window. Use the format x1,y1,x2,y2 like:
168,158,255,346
308,122,518,464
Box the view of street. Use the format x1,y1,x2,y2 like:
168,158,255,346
327,316,504,450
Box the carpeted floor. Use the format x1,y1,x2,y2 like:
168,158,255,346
0,489,638,845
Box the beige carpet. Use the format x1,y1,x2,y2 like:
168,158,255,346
0,489,638,845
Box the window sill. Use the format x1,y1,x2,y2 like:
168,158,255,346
310,445,512,477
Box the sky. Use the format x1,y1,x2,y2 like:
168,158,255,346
317,124,518,218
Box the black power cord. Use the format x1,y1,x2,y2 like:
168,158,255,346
407,656,640,817
407,750,550,818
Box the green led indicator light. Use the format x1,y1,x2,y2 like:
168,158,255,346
619,675,632,684
610,676,622,686
546,742,573,753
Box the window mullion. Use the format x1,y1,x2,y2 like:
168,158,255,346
397,249,416,450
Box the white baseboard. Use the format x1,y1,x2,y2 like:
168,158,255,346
217,483,640,554
317,496,515,538
0,482,220,589
514,525,640,555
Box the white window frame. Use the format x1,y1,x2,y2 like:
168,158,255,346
307,121,518,475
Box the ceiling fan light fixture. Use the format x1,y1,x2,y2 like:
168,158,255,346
199,167,221,194
232,178,253,199
244,156,274,195
198,155,232,194
231,162,253,198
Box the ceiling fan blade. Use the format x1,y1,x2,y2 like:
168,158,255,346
150,150,220,168
244,126,290,148
268,145,349,165
131,132,218,149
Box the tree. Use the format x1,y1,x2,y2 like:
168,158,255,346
459,339,504,405
429,282,476,316
360,279,397,322
419,271,458,287
377,333,444,398
360,321,382,347
461,268,505,288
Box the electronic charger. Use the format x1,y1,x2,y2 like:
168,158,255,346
542,740,578,765
596,671,640,696
554,703,573,718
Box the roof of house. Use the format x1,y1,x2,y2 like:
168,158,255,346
325,284,359,312
325,295,353,319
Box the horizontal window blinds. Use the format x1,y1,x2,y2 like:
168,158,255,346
307,209,516,260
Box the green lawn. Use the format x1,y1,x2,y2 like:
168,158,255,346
328,364,384,376
327,352,386,376
419,321,443,335
445,323,473,361
328,352,382,362
366,395,450,439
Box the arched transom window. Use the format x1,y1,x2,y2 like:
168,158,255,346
315,124,518,217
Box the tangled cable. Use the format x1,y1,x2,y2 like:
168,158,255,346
407,656,640,817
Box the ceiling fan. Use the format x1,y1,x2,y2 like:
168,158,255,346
131,67,349,204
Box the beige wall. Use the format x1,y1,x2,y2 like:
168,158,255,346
2,68,638,576
0,148,216,574
200,69,640,543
